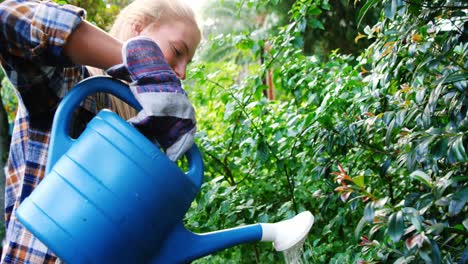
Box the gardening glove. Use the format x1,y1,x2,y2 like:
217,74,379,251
106,37,196,161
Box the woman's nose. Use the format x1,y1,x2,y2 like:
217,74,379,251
174,63,187,80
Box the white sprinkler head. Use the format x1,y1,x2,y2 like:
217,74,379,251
260,211,314,251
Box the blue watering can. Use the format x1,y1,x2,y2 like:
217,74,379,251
16,77,314,263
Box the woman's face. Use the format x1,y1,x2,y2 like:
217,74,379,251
139,19,201,80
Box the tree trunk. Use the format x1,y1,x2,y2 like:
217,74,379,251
0,85,9,230
0,88,9,164
260,42,275,100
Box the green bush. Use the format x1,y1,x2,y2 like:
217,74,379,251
186,0,467,263
0,69,17,125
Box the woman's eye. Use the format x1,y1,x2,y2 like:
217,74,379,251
172,45,182,57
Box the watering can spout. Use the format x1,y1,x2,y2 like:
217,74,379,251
153,211,314,263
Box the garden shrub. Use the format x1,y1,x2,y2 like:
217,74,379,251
186,0,467,263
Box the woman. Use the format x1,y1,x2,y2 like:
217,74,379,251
0,0,201,262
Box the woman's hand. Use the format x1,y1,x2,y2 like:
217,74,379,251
106,37,196,161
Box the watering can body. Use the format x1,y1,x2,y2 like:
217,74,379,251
16,77,206,263
16,77,311,264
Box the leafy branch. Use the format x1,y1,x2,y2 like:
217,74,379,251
206,78,299,213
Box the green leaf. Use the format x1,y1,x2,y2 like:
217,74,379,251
355,217,367,240
375,197,389,208
224,102,235,120
419,251,432,263
448,201,465,218
430,240,442,264
364,202,375,223
354,175,365,188
384,0,396,19
427,223,445,235
443,73,468,84
449,187,467,216
404,207,422,231
449,136,467,162
409,170,432,187
416,88,426,103
394,257,406,264
380,158,392,178
357,0,379,28
385,119,395,145
432,137,449,160
388,211,405,242
256,140,269,162
309,19,325,30
308,6,322,16
394,256,415,264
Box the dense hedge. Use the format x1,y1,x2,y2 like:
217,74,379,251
186,0,467,263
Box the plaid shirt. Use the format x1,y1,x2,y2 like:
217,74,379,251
0,0,95,263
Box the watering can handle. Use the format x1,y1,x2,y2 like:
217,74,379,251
46,76,204,188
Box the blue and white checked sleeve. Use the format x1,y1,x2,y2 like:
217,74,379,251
0,0,85,66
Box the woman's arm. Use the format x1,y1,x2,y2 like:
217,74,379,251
63,20,123,69
0,0,126,122
0,0,121,69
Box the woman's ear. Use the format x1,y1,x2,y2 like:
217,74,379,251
131,21,145,35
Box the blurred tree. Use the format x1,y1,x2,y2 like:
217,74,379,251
56,0,128,30
266,0,379,55
199,0,379,57
196,0,380,100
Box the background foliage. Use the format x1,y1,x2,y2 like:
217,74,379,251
0,0,466,263
186,0,467,263
0,68,14,164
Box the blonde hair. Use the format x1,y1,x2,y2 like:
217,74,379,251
90,0,199,120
